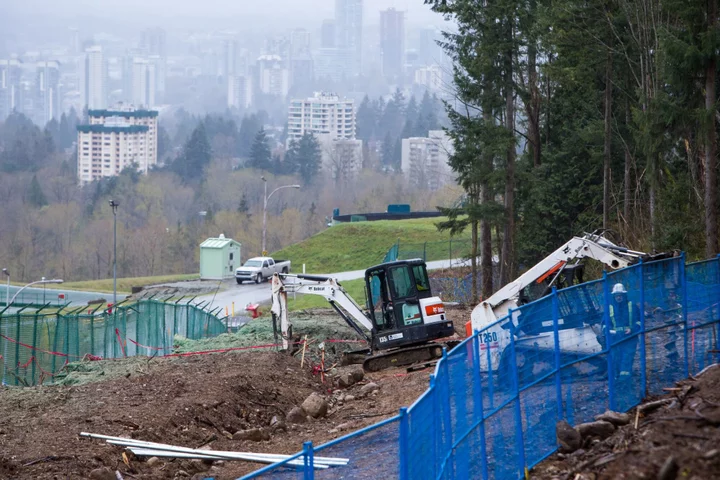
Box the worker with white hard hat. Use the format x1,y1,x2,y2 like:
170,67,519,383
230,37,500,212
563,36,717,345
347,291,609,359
608,282,641,378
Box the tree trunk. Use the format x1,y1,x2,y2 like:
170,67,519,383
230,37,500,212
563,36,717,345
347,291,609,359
526,5,541,168
624,100,631,226
481,184,493,299
501,39,516,285
705,0,718,258
603,46,613,230
471,212,479,304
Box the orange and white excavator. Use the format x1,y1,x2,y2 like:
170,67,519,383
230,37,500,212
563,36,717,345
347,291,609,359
271,259,458,372
468,230,676,373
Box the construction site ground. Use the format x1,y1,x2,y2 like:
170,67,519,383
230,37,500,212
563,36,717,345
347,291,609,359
0,305,470,480
531,363,720,480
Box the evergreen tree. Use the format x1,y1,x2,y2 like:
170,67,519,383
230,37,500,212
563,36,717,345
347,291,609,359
381,132,395,169
238,192,250,214
405,96,418,127
237,114,262,158
294,133,322,184
356,95,376,142
248,128,272,170
172,122,212,183
27,174,48,207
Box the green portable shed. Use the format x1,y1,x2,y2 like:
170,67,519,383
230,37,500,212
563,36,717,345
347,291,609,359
199,234,242,280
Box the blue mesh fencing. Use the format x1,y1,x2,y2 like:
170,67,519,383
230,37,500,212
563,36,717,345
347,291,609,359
243,254,720,480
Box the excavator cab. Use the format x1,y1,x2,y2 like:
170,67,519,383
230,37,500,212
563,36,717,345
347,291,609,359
364,259,454,351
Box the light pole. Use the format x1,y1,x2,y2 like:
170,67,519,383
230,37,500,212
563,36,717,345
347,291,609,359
109,200,120,306
2,269,8,307
8,278,63,307
261,176,300,255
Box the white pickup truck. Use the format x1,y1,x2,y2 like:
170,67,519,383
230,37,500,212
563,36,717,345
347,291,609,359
235,257,291,284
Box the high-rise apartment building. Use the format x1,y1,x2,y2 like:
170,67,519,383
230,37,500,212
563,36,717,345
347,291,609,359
401,130,455,190
335,0,363,76
414,65,443,92
80,46,107,109
380,8,406,82
140,28,167,97
36,61,61,125
76,105,158,184
228,75,252,109
257,55,289,97
321,20,336,48
287,92,355,141
131,58,157,107
0,59,23,121
222,39,238,78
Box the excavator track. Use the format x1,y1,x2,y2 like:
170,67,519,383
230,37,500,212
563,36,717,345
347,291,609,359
362,344,445,372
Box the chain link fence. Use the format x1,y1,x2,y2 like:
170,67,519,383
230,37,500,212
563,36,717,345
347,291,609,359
243,253,720,480
0,299,227,386
384,239,473,267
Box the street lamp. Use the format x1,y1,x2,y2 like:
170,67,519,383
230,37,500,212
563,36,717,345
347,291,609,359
7,278,63,307
109,200,120,306
261,176,301,255
2,269,9,307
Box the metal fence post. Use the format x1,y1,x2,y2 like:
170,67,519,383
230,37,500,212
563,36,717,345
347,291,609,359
303,441,314,480
638,259,647,397
399,406,409,480
602,272,616,411
472,330,490,480
508,308,526,478
551,287,563,419
485,335,495,410
680,253,690,377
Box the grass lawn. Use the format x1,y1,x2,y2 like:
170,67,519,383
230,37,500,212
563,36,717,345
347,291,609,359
49,274,200,294
284,278,367,311
272,217,470,274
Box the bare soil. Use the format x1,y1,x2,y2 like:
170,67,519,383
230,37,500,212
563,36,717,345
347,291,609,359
0,303,472,480
531,364,720,480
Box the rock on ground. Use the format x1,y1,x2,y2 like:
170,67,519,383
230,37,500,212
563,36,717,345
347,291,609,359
359,382,380,397
286,406,307,424
88,467,116,480
556,420,582,453
594,410,630,426
302,393,329,418
576,420,616,440
232,428,270,442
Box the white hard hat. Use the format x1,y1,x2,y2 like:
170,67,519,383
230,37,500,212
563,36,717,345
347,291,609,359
611,283,627,295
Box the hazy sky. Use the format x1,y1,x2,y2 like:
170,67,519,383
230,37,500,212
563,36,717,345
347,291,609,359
5,0,444,27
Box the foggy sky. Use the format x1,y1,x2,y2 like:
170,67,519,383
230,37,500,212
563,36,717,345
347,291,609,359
4,0,444,27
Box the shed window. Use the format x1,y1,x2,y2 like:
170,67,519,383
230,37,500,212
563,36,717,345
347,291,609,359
229,252,234,260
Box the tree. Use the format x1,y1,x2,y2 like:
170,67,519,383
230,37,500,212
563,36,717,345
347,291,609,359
27,175,48,207
356,95,377,142
172,122,212,184
291,133,322,184
381,132,395,169
237,114,262,158
247,128,272,170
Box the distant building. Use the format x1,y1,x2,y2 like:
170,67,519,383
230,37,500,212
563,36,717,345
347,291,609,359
321,20,336,48
76,105,158,184
401,130,455,191
257,55,289,97
414,65,443,93
380,8,406,82
287,92,355,142
222,39,239,78
228,75,252,109
323,138,363,181
36,61,61,125
80,46,107,109
131,58,157,107
335,0,363,76
0,59,23,121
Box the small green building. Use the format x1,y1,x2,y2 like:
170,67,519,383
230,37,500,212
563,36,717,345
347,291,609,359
199,234,242,280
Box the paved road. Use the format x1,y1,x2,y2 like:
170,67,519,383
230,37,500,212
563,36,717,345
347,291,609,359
194,258,469,324
1,285,127,313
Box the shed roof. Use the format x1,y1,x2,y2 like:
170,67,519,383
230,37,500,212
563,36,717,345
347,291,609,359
200,237,241,249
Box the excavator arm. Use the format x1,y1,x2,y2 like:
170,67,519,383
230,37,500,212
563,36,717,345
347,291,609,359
474,233,645,331
271,273,373,350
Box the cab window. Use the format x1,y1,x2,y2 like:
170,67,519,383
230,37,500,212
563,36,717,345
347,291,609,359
412,265,431,292
389,266,415,299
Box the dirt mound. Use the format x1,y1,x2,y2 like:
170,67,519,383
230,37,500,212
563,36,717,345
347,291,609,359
0,347,433,479
532,364,720,479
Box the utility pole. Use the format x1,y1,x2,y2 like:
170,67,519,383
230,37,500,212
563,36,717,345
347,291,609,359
109,200,120,306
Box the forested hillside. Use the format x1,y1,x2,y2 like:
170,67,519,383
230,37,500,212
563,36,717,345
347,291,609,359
428,0,720,300
0,94,458,283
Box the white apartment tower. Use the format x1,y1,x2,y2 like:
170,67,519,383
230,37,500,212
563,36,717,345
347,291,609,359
228,75,252,109
335,0,363,76
76,105,158,184
287,92,355,141
0,59,23,121
36,61,61,125
131,58,157,107
81,46,107,109
257,55,289,97
401,130,455,191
